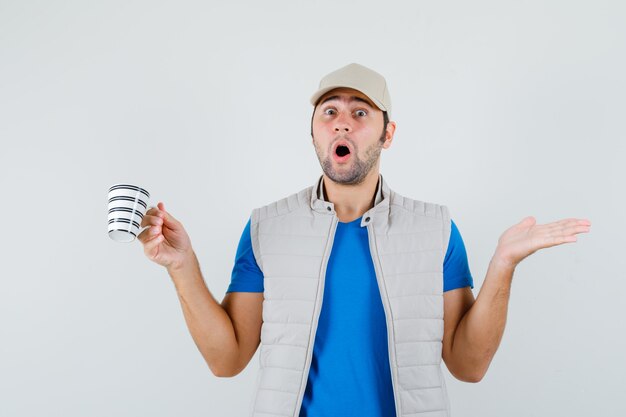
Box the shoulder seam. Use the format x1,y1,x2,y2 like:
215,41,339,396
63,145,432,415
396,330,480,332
252,186,312,224
389,191,446,219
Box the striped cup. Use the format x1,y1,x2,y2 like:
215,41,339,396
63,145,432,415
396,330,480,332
108,184,150,242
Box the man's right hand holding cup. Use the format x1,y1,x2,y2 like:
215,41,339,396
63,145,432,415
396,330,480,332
138,202,194,272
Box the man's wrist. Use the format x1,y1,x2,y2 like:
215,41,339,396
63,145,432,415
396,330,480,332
491,248,518,271
167,249,198,276
487,254,517,290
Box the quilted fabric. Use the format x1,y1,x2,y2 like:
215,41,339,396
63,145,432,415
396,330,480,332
249,174,451,417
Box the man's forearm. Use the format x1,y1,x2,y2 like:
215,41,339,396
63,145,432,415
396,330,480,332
167,251,239,377
449,256,515,382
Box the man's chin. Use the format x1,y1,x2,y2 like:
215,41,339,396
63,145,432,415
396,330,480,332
323,171,366,186
320,157,370,185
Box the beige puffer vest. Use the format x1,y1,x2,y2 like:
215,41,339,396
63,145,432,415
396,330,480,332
248,174,452,417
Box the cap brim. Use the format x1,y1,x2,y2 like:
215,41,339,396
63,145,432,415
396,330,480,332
310,84,388,113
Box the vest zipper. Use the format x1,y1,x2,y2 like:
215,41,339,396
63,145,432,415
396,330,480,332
293,214,339,416
366,222,402,417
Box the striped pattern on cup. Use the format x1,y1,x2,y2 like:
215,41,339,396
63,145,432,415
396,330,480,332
108,184,150,198
107,184,150,243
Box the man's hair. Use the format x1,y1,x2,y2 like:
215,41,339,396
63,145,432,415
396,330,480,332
310,108,390,140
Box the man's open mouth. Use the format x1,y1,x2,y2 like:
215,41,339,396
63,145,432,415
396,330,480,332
336,145,350,157
333,142,352,163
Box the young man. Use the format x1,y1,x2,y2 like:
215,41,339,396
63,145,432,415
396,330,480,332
138,63,591,417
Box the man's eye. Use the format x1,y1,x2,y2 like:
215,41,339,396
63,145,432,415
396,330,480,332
355,110,367,117
324,109,336,115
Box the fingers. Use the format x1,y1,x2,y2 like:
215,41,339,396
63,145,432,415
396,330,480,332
140,213,161,229
549,218,591,227
156,202,181,228
138,202,183,242
143,232,164,260
540,221,591,247
139,204,167,242
138,222,160,243
140,204,168,262
144,205,166,221
516,217,591,249
544,219,592,235
547,233,578,245
531,218,591,232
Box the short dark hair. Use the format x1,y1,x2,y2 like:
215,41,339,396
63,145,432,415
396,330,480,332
310,108,389,137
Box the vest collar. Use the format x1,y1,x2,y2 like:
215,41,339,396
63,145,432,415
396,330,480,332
309,173,391,227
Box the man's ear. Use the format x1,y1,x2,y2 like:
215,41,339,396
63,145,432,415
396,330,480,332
382,121,397,149
310,107,317,139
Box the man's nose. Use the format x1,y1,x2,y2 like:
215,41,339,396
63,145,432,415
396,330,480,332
333,113,352,132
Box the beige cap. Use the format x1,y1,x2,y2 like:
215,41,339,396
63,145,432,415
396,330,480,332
310,63,392,116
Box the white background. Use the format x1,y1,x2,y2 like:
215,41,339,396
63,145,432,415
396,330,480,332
1,1,624,416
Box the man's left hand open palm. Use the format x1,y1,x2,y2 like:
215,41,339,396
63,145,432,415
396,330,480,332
493,216,592,268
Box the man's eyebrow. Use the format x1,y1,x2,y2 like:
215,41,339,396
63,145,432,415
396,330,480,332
319,95,375,108
351,96,374,107
319,95,339,105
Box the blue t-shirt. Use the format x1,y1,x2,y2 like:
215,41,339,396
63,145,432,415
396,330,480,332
227,216,473,416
